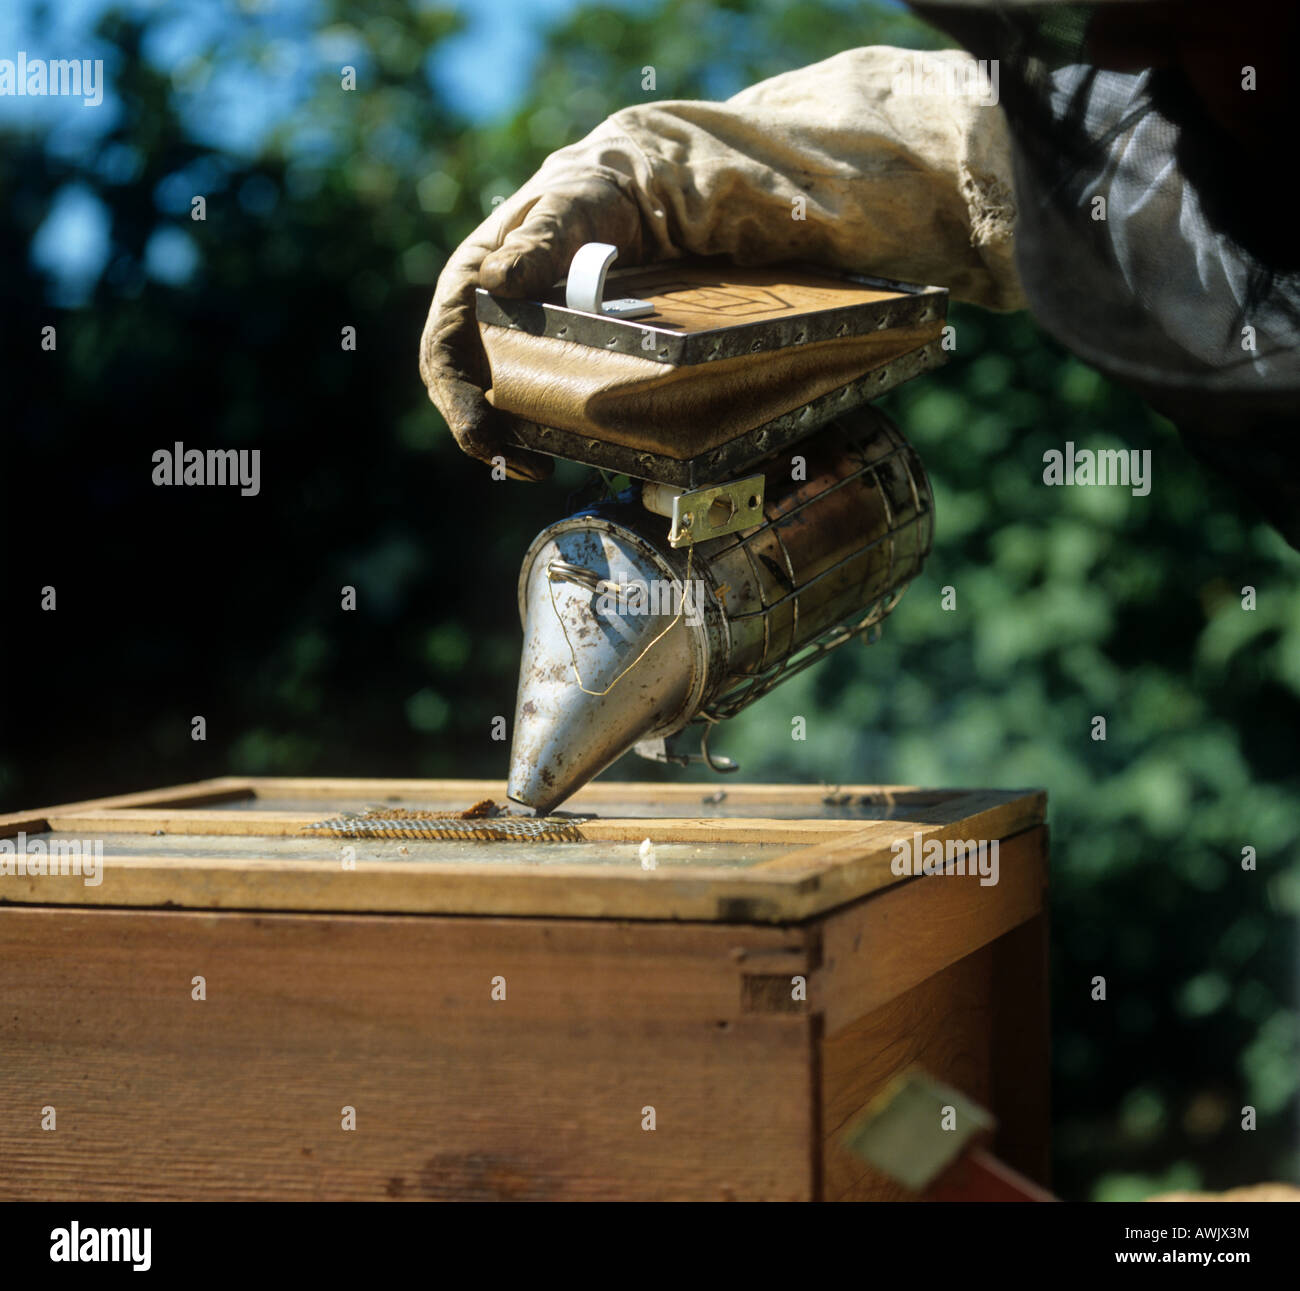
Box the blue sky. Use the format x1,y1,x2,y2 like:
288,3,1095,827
0,0,639,145
3,0,901,300
2,0,641,300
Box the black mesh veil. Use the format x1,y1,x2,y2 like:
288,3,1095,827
909,1,1300,544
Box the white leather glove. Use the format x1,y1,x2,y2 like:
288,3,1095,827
419,46,1026,476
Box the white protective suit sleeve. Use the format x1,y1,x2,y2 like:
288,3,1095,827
420,46,1025,475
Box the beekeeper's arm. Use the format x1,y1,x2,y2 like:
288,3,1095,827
419,46,1025,477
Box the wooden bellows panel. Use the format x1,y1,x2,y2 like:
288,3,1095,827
476,262,948,485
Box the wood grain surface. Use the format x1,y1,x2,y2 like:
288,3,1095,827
820,947,994,1201
561,264,910,331
0,907,816,1201
0,778,1046,923
815,827,1047,1032
0,780,1050,1200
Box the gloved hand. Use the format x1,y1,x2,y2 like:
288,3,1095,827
419,160,659,480
419,46,1026,477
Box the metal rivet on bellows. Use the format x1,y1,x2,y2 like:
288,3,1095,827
794,332,806,344
557,326,568,336
750,339,762,352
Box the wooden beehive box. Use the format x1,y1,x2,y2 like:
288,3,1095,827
0,777,1048,1201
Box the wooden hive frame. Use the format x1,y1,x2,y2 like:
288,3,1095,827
0,778,1048,1201
0,776,1044,923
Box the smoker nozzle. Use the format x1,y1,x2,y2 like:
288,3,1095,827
506,410,934,813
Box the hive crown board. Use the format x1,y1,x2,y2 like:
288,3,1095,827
0,776,1043,922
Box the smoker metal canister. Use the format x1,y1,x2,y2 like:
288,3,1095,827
507,408,933,811
699,407,932,716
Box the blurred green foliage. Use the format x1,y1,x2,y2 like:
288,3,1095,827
1,0,1296,1200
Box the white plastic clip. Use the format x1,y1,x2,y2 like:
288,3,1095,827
564,242,654,319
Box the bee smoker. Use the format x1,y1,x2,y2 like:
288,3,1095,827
475,247,947,812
